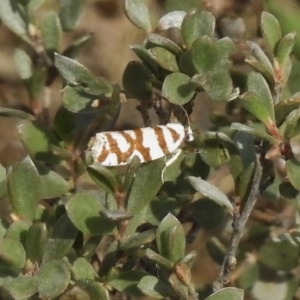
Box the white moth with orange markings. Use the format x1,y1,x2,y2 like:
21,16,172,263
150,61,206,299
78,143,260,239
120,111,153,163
89,123,194,167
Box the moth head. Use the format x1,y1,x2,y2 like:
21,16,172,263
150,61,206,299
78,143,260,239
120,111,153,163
184,126,194,142
178,105,194,142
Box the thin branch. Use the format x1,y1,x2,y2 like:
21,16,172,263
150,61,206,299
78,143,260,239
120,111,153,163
213,158,262,292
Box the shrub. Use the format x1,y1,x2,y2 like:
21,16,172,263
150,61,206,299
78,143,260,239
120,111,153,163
0,0,299,299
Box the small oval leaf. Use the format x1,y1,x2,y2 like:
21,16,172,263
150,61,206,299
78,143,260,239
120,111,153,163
66,193,116,235
156,213,185,263
162,73,195,105
7,156,41,221
261,12,282,52
182,9,215,49
157,11,186,30
42,214,78,264
58,0,84,31
0,238,26,268
38,260,70,298
187,176,233,212
124,0,152,33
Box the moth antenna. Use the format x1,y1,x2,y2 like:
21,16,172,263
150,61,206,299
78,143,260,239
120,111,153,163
179,105,194,142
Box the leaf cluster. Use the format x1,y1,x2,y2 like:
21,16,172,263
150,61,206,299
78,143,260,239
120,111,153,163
0,0,300,299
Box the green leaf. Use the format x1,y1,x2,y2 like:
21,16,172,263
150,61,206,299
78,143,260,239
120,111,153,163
41,11,62,57
120,229,156,251
98,240,118,277
5,220,31,247
205,287,244,300
187,176,233,212
147,34,181,55
130,44,158,74
0,264,19,278
216,37,236,60
239,91,273,125
289,63,300,94
138,275,173,299
275,95,300,126
37,164,72,199
13,48,32,80
188,199,225,230
179,250,197,270
280,107,300,139
0,238,26,268
122,155,141,195
0,0,30,43
162,151,186,182
42,214,78,264
276,32,296,66
26,222,47,262
157,11,186,30
145,197,182,226
148,47,179,72
191,37,218,74
1,276,38,300
230,123,277,144
237,162,256,203
62,85,98,113
123,61,152,101
286,158,300,191
233,131,256,169
259,239,298,271
192,71,232,101
7,156,41,221
178,51,197,76
168,272,189,299
108,270,147,296
58,0,84,31
54,54,113,96
66,193,116,235
261,12,282,53
0,107,34,120
53,106,76,143
75,279,109,300
238,263,259,290
246,72,275,123
246,59,274,85
37,260,70,298
156,213,185,262
72,257,98,280
87,164,118,195
246,41,274,79
125,160,164,236
124,0,152,33
181,9,215,49
143,248,174,270
19,121,61,164
162,73,195,105
197,134,230,168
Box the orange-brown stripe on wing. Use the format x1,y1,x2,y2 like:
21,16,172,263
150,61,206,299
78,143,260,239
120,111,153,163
154,126,169,155
118,131,135,164
167,126,182,144
96,133,114,163
134,128,152,162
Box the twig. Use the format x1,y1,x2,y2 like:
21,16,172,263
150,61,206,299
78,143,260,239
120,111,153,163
213,158,262,292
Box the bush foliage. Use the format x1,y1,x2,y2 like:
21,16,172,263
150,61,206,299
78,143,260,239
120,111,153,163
0,0,299,299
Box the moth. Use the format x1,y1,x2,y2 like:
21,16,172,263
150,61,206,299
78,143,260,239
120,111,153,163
89,123,194,168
